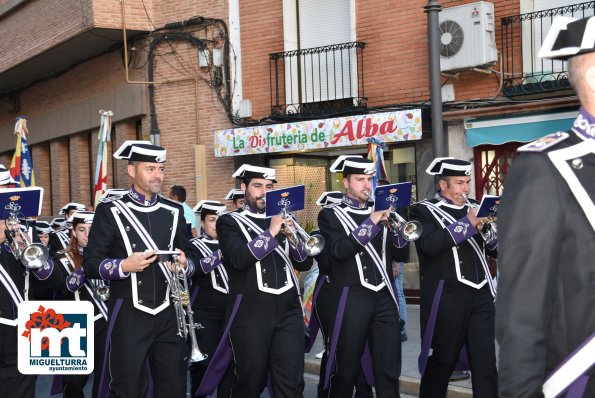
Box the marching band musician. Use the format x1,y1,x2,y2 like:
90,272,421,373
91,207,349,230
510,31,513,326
225,188,245,209
35,220,52,247
497,16,595,397
83,140,198,398
48,203,86,257
317,155,409,398
200,164,312,398
52,211,108,398
188,200,231,397
410,157,498,398
0,188,61,398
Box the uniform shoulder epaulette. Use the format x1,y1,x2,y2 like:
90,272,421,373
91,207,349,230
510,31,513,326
158,195,179,205
323,202,341,209
518,132,569,153
100,195,122,204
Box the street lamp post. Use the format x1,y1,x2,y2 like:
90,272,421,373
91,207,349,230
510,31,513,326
424,0,445,158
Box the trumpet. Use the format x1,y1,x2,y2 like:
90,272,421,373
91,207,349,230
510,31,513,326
281,208,325,256
168,253,207,363
462,194,497,245
384,206,423,241
4,213,49,269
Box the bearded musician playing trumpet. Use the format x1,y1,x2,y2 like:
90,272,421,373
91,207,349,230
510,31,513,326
316,155,410,398
198,165,313,398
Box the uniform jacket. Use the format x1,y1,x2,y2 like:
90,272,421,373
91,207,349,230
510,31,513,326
497,127,595,397
55,252,108,322
0,243,59,326
411,196,497,290
83,189,197,315
216,208,312,295
317,196,409,291
189,236,228,311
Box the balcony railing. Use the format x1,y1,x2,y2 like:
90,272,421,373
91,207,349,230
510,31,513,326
501,2,595,97
269,41,366,119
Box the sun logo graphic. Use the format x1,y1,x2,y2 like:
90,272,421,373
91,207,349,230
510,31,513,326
18,301,94,374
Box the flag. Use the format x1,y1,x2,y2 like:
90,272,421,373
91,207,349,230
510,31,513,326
10,116,36,187
93,110,113,208
367,137,387,194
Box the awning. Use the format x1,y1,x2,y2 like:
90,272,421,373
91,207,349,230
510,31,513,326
465,111,577,147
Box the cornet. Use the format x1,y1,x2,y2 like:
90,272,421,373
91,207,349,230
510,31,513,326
462,194,497,245
4,214,49,269
167,253,207,363
281,208,325,256
384,206,423,241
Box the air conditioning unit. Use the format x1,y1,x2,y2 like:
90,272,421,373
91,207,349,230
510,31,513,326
439,1,498,72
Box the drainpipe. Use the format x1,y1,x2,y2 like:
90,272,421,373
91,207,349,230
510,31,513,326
424,0,445,158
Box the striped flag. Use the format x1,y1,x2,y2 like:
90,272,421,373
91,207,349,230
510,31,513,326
93,110,113,208
367,137,387,194
10,116,36,187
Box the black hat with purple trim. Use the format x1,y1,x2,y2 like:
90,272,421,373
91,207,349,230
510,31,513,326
329,155,375,175
35,221,52,235
192,200,227,219
59,202,86,216
538,16,595,60
232,164,277,183
113,140,166,163
426,157,472,177
315,191,344,206
224,188,244,201
67,211,95,225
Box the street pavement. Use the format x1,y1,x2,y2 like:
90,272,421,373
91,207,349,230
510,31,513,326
36,304,473,397
304,304,474,398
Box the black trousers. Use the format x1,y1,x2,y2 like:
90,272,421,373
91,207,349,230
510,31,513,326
0,323,37,398
107,299,187,398
189,300,229,398
419,280,497,398
327,285,401,398
62,317,108,398
229,291,305,398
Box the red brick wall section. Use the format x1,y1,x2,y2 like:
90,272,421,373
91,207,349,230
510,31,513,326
113,120,138,189
68,132,92,208
31,143,52,216
239,0,523,119
49,139,70,215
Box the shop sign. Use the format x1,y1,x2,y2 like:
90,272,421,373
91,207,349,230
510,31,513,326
214,110,422,157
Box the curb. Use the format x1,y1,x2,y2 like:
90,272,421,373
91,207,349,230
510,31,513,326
305,359,473,398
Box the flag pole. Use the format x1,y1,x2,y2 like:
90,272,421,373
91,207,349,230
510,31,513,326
93,110,113,208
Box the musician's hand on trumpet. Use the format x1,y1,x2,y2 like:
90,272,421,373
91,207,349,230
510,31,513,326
268,214,285,237
166,248,188,271
465,206,484,228
370,210,389,225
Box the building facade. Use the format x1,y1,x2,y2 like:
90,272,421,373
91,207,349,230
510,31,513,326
0,0,587,294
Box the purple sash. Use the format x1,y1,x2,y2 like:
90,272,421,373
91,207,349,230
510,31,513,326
323,286,349,389
305,274,327,353
98,298,123,398
196,294,243,396
418,280,444,375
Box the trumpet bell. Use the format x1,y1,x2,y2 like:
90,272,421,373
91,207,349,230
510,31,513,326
305,234,325,256
21,243,49,269
402,221,423,242
189,346,208,363
93,286,110,302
